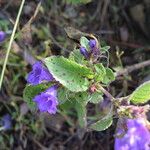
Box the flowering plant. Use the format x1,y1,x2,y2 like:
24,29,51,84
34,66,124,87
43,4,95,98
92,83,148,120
23,35,150,149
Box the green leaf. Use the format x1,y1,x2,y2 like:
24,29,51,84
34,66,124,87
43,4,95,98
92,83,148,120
57,88,68,104
102,68,115,84
129,81,150,104
44,56,94,92
58,87,75,104
59,99,76,111
88,92,103,104
94,63,106,82
101,46,110,53
74,92,89,127
69,49,85,64
80,36,90,51
75,101,87,127
23,84,49,109
90,115,113,131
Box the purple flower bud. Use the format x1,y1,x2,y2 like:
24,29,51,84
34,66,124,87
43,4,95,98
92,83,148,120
0,31,6,42
115,118,150,150
0,114,12,130
89,39,96,49
33,85,58,114
80,47,89,58
27,61,53,85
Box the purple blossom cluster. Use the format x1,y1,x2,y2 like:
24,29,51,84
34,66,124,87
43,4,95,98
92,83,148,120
115,118,150,150
80,39,100,59
27,61,58,114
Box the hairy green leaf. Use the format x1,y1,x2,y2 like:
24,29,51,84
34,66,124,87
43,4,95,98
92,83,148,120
94,63,106,82
101,46,110,53
102,68,115,84
69,49,85,64
88,92,103,104
80,36,90,51
129,81,150,104
75,92,88,127
44,56,94,92
90,115,113,131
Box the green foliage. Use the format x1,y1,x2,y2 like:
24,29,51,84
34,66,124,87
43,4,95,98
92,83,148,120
69,49,85,64
101,46,110,53
23,84,49,109
94,63,106,82
64,0,91,4
88,92,103,104
44,56,94,92
57,88,69,104
80,36,90,51
58,87,77,104
94,64,115,84
102,68,115,84
59,99,75,111
0,20,9,31
90,115,113,131
129,81,150,104
75,92,88,127
75,100,87,127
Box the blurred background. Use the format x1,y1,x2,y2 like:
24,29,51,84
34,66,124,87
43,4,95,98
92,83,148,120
0,0,150,149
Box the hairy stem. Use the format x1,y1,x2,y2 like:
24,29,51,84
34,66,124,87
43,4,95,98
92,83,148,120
98,84,115,101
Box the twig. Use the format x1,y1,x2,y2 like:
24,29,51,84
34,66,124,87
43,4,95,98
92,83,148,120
97,84,115,101
0,0,26,90
116,59,150,76
100,0,110,27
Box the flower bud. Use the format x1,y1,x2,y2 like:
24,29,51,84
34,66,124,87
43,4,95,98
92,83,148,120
80,47,89,58
89,39,96,49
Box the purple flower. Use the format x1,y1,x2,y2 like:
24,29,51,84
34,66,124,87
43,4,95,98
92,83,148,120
89,39,96,49
33,85,58,114
115,118,150,150
0,114,12,130
80,47,89,58
0,31,6,42
89,39,100,59
27,61,53,85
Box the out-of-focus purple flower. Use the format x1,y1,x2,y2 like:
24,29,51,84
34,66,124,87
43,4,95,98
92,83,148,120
89,39,100,59
89,39,96,49
0,31,6,42
80,47,89,59
0,114,12,130
27,61,53,85
115,118,150,150
33,85,58,114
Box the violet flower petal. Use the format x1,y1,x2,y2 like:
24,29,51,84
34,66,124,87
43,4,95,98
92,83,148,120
0,31,6,42
89,39,96,49
33,86,58,114
115,118,150,150
1,114,12,130
80,47,89,59
27,61,53,85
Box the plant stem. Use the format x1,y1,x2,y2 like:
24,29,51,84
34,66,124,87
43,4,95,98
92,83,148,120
0,0,26,90
98,84,115,101
116,59,150,76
